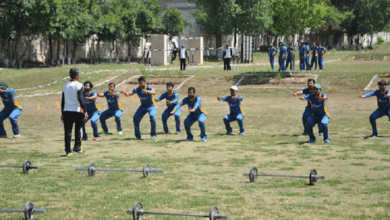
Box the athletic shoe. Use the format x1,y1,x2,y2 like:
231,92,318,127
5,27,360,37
185,137,193,141
66,152,73,157
324,139,330,143
162,132,169,135
319,133,323,137
307,139,315,144
74,149,85,154
151,136,156,140
226,131,232,135
118,131,123,135
13,134,21,139
369,134,378,138
239,132,244,136
175,131,181,135
301,132,308,136
82,137,88,141
0,135,7,138
201,137,207,142
94,137,101,142
135,137,141,140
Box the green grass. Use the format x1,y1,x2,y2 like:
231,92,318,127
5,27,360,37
1,46,390,219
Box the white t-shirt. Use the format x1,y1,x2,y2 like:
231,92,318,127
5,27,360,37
180,49,186,59
171,39,178,50
63,81,83,112
225,49,231,59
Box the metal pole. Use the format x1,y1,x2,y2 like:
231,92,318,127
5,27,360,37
0,209,46,213
75,168,164,173
243,173,325,179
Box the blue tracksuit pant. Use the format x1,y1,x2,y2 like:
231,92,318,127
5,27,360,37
300,57,305,70
133,105,156,139
369,109,390,136
286,57,293,70
184,113,207,140
319,58,324,71
304,56,310,70
310,56,317,70
0,108,22,135
305,115,329,142
83,111,101,138
162,108,181,133
223,113,244,133
100,109,123,133
270,57,275,71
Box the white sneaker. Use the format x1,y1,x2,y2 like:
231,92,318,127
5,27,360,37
118,131,123,135
13,134,21,139
151,136,156,140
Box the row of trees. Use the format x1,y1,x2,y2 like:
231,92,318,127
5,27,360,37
0,0,188,64
191,0,390,48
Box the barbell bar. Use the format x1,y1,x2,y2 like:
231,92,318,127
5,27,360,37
75,163,164,178
0,201,46,220
243,167,325,185
0,160,38,174
127,202,228,220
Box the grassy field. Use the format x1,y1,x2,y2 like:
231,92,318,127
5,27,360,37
1,48,390,220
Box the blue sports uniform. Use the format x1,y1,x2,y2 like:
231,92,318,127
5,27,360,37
82,91,101,138
364,89,390,136
156,91,181,134
301,87,313,134
132,85,156,139
279,46,287,71
174,95,207,141
299,46,306,71
0,89,22,136
268,47,278,71
304,93,330,142
100,90,123,133
220,95,244,134
286,46,295,70
318,47,327,71
310,46,319,70
304,45,310,70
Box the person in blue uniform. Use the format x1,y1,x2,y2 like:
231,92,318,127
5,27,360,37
0,81,22,138
293,79,321,136
286,43,295,71
299,42,306,71
82,81,101,141
98,83,123,135
154,82,181,135
359,80,390,137
268,43,278,71
317,43,327,71
278,42,287,71
299,84,329,143
217,86,244,135
304,42,310,71
171,87,207,142
122,76,157,140
310,42,318,71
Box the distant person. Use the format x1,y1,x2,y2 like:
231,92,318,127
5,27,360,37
169,37,178,63
217,86,245,135
154,82,181,135
317,43,327,71
286,43,295,71
299,42,306,71
359,80,390,137
82,81,101,142
0,81,22,139
143,46,151,64
171,87,207,141
304,42,310,71
223,44,233,71
61,68,87,156
98,83,123,135
268,43,278,71
179,45,189,71
310,42,318,71
278,42,287,71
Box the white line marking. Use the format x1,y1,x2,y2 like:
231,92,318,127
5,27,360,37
364,74,378,90
176,75,195,90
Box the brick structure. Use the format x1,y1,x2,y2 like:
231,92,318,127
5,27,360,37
150,34,169,66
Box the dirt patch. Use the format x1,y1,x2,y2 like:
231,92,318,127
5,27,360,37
117,75,192,91
237,73,317,89
366,75,390,90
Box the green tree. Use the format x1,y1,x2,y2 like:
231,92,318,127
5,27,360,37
162,8,189,36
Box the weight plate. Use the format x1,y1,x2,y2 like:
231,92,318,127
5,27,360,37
309,169,317,185
23,160,32,174
249,167,258,183
143,164,150,178
209,206,219,220
24,201,34,220
133,202,143,220
88,163,96,177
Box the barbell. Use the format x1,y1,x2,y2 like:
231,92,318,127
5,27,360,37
0,160,38,174
75,163,164,178
0,201,46,220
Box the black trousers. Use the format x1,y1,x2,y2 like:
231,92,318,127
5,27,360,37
63,111,83,153
180,59,186,71
224,58,231,71
171,50,177,62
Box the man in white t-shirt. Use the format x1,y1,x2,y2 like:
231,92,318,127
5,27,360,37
61,68,88,156
179,46,189,71
170,37,178,63
223,44,233,71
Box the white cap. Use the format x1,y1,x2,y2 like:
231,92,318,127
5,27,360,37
230,86,238,91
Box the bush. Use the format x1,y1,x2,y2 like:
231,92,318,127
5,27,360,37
377,36,385,44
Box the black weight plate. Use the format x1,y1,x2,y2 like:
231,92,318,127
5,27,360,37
143,164,150,178
88,163,96,177
133,202,143,220
309,169,317,185
24,201,34,220
209,206,219,220
23,160,32,174
249,167,258,183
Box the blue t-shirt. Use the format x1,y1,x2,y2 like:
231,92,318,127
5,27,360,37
302,87,314,107
318,47,326,59
311,46,319,57
305,45,310,56
304,93,329,118
364,89,390,111
279,46,287,60
131,85,154,107
174,95,207,116
84,91,99,114
157,91,179,109
269,47,278,58
103,90,122,111
287,46,295,57
0,89,22,110
299,46,306,57
220,95,244,115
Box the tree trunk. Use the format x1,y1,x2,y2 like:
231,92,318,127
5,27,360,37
63,39,66,66
57,38,61,61
49,35,53,65
233,27,237,48
116,41,119,63
110,41,114,63
73,39,77,64
66,40,71,65
128,40,131,63
97,38,100,64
